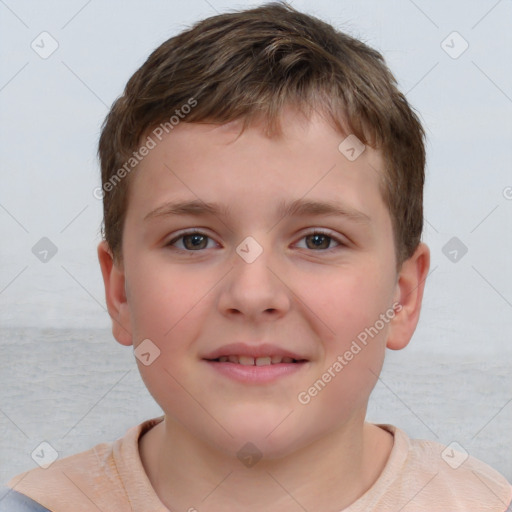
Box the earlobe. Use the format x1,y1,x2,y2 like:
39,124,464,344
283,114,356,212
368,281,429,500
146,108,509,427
97,241,133,346
386,242,430,351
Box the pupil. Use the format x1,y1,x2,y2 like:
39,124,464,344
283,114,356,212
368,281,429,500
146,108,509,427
309,234,329,249
186,234,206,249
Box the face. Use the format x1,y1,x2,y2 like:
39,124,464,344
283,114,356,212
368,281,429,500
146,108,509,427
101,107,419,459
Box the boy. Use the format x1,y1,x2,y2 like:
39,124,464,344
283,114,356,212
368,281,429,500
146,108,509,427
2,2,511,510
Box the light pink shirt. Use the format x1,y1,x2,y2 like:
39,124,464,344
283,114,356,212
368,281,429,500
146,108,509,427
7,416,512,511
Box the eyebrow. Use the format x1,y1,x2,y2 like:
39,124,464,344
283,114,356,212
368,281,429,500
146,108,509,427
143,198,371,224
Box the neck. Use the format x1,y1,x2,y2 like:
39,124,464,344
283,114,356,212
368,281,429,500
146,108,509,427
139,415,393,511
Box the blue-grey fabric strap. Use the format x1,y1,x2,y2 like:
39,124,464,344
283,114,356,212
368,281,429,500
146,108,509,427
0,487,50,512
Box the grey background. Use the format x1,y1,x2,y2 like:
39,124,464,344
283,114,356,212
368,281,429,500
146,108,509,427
1,0,511,486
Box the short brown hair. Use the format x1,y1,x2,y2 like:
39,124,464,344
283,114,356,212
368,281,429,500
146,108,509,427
98,1,425,270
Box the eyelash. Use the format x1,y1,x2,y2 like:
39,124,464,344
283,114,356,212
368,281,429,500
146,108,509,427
166,229,346,253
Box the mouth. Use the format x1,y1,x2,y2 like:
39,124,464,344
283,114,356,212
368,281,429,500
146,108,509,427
202,343,309,384
206,355,306,365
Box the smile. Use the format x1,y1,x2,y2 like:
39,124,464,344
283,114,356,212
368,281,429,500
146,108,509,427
202,342,309,383
204,357,308,384
208,355,303,365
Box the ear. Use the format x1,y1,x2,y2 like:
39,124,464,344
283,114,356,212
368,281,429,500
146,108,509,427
386,242,430,351
97,241,133,346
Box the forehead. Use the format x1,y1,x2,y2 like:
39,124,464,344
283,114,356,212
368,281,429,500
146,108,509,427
126,109,387,226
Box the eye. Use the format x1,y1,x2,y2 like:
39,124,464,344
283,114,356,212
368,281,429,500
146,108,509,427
167,229,344,252
295,230,343,251
167,230,218,251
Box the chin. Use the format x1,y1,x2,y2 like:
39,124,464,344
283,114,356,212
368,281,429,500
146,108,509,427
214,412,312,460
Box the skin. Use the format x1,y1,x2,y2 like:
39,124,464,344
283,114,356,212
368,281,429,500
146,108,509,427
98,106,430,511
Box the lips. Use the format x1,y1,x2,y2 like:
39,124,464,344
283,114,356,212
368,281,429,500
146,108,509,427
214,355,299,365
203,344,308,384
202,343,308,365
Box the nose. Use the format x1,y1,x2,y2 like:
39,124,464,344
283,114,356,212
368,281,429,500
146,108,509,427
217,242,291,322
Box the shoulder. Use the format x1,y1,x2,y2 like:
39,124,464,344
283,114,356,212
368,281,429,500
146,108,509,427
0,488,50,511
3,417,165,512
4,440,123,512
379,425,512,511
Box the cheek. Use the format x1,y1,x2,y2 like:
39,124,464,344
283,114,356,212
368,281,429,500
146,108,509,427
328,267,393,392
301,261,394,346
294,260,393,407
127,259,210,340
126,260,213,381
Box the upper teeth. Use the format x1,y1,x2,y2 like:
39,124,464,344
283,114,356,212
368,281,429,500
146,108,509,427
216,355,295,365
